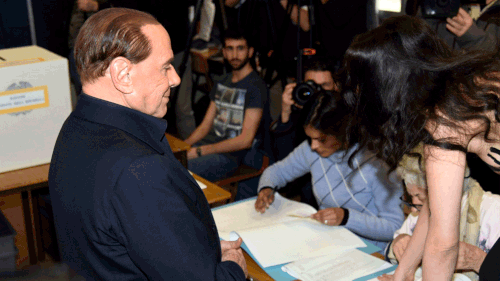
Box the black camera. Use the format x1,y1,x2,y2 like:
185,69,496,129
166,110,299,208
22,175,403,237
421,0,485,18
292,80,322,107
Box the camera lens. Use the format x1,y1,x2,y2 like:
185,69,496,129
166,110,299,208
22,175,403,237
292,80,321,106
296,87,313,104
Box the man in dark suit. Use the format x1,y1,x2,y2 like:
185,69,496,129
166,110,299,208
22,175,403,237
48,8,247,280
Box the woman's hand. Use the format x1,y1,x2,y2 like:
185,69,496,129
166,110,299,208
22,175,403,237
255,188,275,213
393,234,411,261
310,208,345,226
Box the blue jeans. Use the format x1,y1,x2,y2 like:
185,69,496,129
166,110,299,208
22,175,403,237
234,148,265,201
188,142,266,200
188,152,240,183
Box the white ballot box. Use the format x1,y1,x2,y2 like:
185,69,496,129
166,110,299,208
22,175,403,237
0,45,72,173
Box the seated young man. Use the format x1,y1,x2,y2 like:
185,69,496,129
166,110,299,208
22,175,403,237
255,91,404,252
184,29,270,182
384,144,500,280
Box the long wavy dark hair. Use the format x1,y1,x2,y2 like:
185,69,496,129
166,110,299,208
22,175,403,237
338,15,500,172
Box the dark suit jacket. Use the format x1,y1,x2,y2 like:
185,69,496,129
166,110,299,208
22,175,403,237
49,94,244,280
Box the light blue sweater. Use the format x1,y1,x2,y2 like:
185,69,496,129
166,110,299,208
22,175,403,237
258,141,404,251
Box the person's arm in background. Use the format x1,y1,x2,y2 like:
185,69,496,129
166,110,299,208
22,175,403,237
270,82,302,161
385,214,419,264
185,101,217,146
188,107,262,159
456,241,487,273
255,141,313,212
279,0,310,31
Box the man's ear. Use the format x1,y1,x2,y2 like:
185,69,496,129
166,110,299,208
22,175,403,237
248,46,254,58
222,46,228,60
109,57,133,94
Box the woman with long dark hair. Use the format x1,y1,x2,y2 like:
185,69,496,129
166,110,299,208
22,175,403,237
338,15,500,280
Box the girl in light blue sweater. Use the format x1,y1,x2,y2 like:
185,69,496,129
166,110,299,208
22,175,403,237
255,91,404,251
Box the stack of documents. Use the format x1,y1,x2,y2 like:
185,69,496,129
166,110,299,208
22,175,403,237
212,194,366,268
282,249,394,281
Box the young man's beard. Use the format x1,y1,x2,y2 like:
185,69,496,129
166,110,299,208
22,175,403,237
229,56,250,71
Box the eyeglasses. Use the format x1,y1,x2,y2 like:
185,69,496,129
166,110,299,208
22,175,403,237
400,196,423,211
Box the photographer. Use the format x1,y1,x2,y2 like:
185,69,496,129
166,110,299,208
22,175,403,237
417,0,500,51
271,58,336,161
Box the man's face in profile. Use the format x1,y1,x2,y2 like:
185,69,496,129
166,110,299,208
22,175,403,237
223,38,254,71
125,24,181,118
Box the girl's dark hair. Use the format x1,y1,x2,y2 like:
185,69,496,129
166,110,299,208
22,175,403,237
338,15,500,172
302,90,350,144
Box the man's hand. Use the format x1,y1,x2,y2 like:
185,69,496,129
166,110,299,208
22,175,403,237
221,238,248,277
187,147,198,160
446,8,473,37
255,188,275,213
281,83,297,123
456,241,487,273
393,234,411,261
77,0,99,12
310,208,345,226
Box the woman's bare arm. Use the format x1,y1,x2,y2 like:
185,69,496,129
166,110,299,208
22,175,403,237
421,145,465,281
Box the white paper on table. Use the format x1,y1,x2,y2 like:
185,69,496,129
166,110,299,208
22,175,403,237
283,249,391,281
213,193,317,240
188,171,207,189
213,194,366,268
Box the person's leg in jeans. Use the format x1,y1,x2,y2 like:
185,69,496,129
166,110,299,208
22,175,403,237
188,152,240,182
234,148,264,201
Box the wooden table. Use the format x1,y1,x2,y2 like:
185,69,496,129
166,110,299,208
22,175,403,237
0,163,50,265
191,173,231,205
165,133,190,168
244,250,275,281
